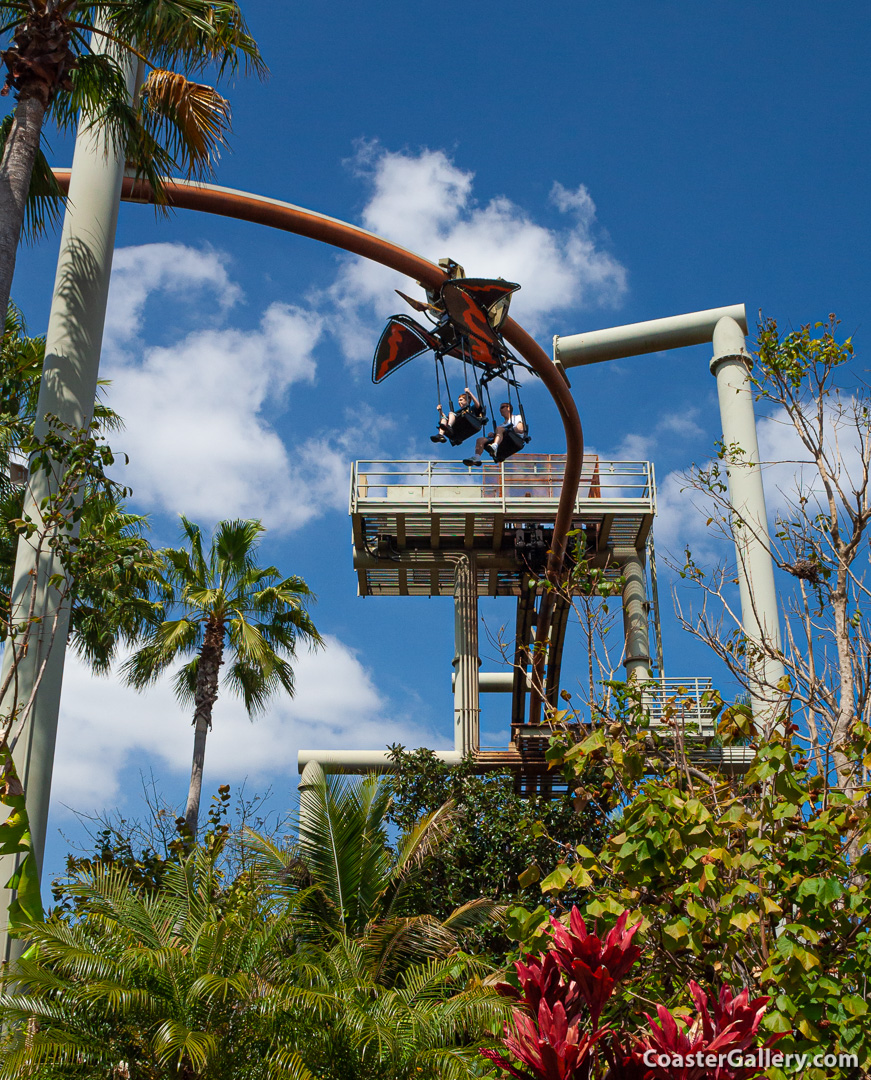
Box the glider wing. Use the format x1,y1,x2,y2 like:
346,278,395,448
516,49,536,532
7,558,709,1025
372,315,443,383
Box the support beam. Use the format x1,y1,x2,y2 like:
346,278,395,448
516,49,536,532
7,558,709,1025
709,317,786,727
554,304,747,372
453,671,529,693
618,552,651,682
452,555,480,755
0,31,137,966
298,749,462,773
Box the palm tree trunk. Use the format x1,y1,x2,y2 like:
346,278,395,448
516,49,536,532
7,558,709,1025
0,89,48,318
184,615,224,838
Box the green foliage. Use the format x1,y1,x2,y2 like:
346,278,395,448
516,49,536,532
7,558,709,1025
245,764,503,986
0,746,42,929
383,746,604,961
0,308,161,669
1,0,267,199
1,783,509,1080
757,314,854,389
518,716,871,1080
50,783,237,918
122,516,323,713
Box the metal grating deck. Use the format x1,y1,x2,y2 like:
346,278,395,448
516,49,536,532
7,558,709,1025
351,455,656,597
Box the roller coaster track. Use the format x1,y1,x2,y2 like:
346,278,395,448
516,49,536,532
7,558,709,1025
52,170,584,725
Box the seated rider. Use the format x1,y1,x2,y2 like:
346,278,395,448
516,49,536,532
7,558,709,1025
431,387,484,443
463,402,525,465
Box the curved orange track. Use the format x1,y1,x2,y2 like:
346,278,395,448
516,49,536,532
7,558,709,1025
53,171,584,721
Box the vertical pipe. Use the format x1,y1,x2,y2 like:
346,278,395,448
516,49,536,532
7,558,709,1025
452,555,479,755
710,317,786,726
297,760,323,840
646,535,665,678
0,28,137,963
620,553,651,682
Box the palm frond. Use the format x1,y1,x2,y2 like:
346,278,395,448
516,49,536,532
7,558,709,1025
99,0,268,80
140,68,231,179
440,897,507,933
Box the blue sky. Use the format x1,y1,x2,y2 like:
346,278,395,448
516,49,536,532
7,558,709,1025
4,1,870,880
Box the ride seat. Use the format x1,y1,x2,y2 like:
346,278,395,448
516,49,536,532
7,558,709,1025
446,411,487,446
493,428,531,462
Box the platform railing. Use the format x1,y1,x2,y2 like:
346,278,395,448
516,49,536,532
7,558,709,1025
350,456,655,514
642,677,716,730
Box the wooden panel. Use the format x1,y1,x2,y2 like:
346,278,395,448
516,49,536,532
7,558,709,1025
492,512,505,551
511,579,536,728
544,595,571,706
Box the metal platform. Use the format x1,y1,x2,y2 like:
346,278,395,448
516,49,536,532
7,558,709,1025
350,454,656,597
297,455,738,789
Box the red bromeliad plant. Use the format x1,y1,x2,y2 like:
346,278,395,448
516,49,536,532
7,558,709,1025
550,908,642,1026
635,982,785,1080
482,907,784,1080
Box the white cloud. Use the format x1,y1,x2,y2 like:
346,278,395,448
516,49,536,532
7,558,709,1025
105,243,240,353
610,407,705,462
102,245,408,532
52,635,439,816
325,145,627,363
105,299,325,530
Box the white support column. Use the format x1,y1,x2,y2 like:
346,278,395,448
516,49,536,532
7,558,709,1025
710,316,786,725
297,760,323,840
452,555,480,755
619,552,651,682
0,29,137,963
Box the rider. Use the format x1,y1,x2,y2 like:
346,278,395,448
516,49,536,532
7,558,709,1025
431,387,484,443
462,402,525,465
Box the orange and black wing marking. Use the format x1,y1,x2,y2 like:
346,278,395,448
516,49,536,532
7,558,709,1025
454,279,520,312
440,281,506,367
372,315,443,383
457,278,520,331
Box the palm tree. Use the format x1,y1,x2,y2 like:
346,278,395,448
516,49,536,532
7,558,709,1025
122,517,322,838
273,939,510,1080
246,766,503,985
0,847,304,1079
0,845,509,1080
0,0,266,317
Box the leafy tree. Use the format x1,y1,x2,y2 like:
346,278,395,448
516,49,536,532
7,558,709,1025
0,305,160,670
245,764,502,985
676,315,870,798
508,319,871,1079
122,517,322,838
3,810,510,1080
383,746,604,961
0,0,266,317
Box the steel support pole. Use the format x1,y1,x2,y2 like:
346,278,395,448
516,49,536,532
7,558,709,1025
619,552,651,682
297,759,323,839
0,31,136,963
710,316,786,726
452,555,479,756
